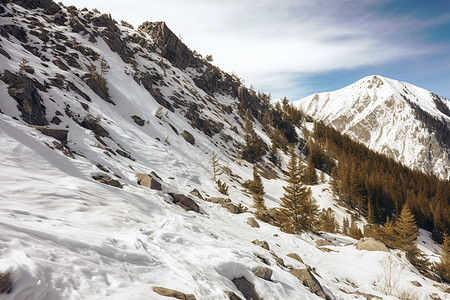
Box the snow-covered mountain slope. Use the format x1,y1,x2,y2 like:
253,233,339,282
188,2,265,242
0,1,448,299
294,75,450,179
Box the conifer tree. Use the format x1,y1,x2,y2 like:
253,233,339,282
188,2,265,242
249,164,266,216
280,147,318,233
241,110,265,162
303,151,318,185
319,208,338,233
210,152,223,182
438,233,450,283
395,205,428,269
342,217,350,235
349,215,363,239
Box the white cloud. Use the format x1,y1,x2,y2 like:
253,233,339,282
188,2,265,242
62,0,447,98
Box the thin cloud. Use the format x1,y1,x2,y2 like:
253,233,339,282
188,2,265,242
63,0,450,99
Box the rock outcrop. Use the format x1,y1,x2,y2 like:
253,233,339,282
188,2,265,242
356,238,389,252
169,193,200,213
232,277,262,300
153,286,196,300
290,268,330,299
136,173,162,191
1,70,48,126
0,272,10,294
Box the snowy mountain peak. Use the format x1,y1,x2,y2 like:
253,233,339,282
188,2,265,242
295,75,450,179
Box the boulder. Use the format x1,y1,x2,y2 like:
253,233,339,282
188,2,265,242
356,238,389,252
153,286,196,300
92,175,122,188
252,239,269,251
32,126,68,144
271,252,286,268
189,189,203,199
290,268,329,299
253,267,272,281
136,173,162,191
225,291,243,300
287,253,304,264
181,130,195,145
205,197,230,204
0,272,10,294
232,277,262,300
131,115,145,126
316,239,334,247
169,193,200,213
222,202,244,214
247,217,260,228
410,280,422,287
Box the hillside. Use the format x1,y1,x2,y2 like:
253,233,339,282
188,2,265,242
294,75,450,180
0,1,449,299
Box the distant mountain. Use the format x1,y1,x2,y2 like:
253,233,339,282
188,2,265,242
294,75,450,179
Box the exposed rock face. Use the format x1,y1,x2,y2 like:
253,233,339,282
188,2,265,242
253,267,272,281
169,193,200,213
32,126,68,144
131,115,145,126
316,239,334,247
92,175,122,188
181,130,195,145
252,239,269,251
91,14,133,64
356,238,389,252
139,21,198,70
135,173,162,191
0,24,28,43
80,116,109,138
205,197,246,214
225,291,243,300
290,268,329,299
153,286,196,300
0,272,10,294
11,0,61,14
247,217,260,228
1,70,48,126
232,277,262,300
287,253,304,264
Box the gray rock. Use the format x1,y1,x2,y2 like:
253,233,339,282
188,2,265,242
316,239,334,247
356,237,389,252
169,193,200,213
205,197,230,204
222,202,245,214
0,272,9,294
189,189,203,199
136,173,162,191
32,126,68,144
225,291,243,300
290,268,330,299
131,115,145,126
181,130,195,145
253,267,272,281
92,175,122,188
153,286,196,300
410,280,422,287
232,277,262,300
252,239,269,251
247,217,260,228
287,253,304,264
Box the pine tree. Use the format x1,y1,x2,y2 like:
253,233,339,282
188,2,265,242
210,152,223,182
342,217,350,235
395,205,428,270
241,110,265,162
249,164,266,215
303,144,318,185
349,215,363,239
438,233,450,283
319,208,339,233
280,147,318,233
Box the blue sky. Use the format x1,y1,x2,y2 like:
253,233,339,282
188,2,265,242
62,0,450,100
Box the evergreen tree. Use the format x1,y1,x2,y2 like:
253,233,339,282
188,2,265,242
319,208,339,233
249,164,266,215
241,110,265,162
342,217,350,235
349,215,363,239
210,152,223,182
395,205,428,270
438,233,450,283
280,147,318,233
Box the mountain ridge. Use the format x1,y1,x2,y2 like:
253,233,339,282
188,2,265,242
294,74,450,179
